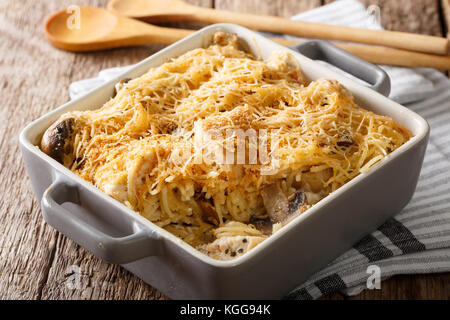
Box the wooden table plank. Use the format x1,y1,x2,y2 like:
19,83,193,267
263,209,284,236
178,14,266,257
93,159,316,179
215,0,322,17
0,0,84,299
443,0,450,38
324,0,443,35
0,0,448,300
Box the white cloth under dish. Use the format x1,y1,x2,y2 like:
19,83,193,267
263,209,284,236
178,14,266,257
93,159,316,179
69,0,450,299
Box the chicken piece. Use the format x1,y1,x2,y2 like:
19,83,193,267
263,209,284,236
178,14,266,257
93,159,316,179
213,31,238,47
301,168,333,193
198,235,266,261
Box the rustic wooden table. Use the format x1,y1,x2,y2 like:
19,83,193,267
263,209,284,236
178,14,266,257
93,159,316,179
1,0,449,300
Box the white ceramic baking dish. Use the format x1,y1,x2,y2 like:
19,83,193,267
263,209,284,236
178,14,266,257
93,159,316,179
19,24,429,299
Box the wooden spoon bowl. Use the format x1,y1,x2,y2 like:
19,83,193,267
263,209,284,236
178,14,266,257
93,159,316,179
46,7,117,43
44,6,192,52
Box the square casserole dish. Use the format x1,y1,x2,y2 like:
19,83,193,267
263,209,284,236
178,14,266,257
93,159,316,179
20,24,429,299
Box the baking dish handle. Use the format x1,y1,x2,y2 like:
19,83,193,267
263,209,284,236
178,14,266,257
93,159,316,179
290,40,391,97
41,180,161,264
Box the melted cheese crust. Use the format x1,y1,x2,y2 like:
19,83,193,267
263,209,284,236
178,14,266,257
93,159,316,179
47,32,411,259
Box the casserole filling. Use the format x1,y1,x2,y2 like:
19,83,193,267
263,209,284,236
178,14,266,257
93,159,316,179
40,32,411,260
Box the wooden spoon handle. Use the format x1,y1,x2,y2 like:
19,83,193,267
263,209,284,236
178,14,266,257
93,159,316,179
49,18,450,70
274,38,450,70
140,26,192,45
128,26,450,70
189,6,449,55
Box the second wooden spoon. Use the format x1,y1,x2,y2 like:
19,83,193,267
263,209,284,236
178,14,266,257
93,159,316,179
44,7,450,70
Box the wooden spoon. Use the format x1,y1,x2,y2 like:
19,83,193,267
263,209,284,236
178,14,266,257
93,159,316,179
44,7,450,70
107,0,450,55
44,6,192,51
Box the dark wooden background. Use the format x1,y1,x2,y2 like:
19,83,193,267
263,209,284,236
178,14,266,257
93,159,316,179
0,0,449,300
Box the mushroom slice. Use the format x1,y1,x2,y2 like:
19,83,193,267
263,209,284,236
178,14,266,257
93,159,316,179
249,216,273,236
198,199,220,226
288,191,305,214
261,183,308,226
260,183,290,224
284,191,307,225
337,130,354,147
113,78,132,97
40,117,75,165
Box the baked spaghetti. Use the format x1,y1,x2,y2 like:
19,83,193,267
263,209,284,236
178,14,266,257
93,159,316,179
40,32,411,260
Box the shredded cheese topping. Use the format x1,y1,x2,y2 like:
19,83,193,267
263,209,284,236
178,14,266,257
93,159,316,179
45,32,411,259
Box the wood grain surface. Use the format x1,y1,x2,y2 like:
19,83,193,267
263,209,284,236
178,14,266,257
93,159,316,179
443,0,450,38
0,0,449,300
325,0,444,35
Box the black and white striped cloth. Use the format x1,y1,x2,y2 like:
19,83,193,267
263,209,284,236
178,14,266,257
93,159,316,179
286,67,450,299
69,0,450,299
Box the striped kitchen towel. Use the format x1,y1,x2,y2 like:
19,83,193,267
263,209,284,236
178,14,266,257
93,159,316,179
69,0,450,300
287,69,450,299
